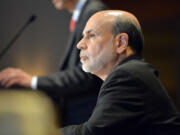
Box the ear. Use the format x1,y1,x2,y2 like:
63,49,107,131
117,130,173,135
114,33,129,54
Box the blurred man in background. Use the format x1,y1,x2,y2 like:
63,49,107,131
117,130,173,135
0,0,107,126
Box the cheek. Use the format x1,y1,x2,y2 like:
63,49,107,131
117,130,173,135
88,42,101,58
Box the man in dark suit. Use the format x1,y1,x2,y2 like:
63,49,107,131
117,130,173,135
61,10,180,135
0,0,107,126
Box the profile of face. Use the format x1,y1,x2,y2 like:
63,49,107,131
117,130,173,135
77,14,116,74
78,10,141,76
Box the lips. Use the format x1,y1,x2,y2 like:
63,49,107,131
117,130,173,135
80,55,88,62
80,52,88,63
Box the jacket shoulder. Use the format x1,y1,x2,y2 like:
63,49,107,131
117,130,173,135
105,59,159,87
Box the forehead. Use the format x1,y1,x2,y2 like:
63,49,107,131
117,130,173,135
83,15,113,34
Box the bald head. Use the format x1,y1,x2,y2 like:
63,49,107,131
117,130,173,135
87,10,144,54
90,10,141,27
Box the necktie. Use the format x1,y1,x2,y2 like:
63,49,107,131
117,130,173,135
69,0,87,32
70,18,76,32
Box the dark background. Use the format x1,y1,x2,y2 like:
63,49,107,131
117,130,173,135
0,0,180,110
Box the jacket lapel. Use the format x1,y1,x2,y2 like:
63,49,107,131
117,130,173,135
59,30,76,70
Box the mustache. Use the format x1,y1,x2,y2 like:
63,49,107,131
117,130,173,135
80,51,88,58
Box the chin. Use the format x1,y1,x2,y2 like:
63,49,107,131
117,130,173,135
81,63,93,73
82,65,90,73
55,5,64,10
54,2,64,10
82,65,98,74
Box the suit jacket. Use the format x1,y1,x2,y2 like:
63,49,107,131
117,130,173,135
37,0,108,126
62,55,180,135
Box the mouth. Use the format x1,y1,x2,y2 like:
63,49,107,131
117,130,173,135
80,55,88,63
80,56,87,61
80,51,89,62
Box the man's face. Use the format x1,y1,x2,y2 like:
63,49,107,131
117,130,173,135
51,0,68,10
77,15,116,73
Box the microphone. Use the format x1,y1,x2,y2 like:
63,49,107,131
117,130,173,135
29,14,36,23
0,14,37,59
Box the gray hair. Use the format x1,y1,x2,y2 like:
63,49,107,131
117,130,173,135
112,17,144,54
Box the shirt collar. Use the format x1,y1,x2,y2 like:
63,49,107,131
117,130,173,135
72,0,87,21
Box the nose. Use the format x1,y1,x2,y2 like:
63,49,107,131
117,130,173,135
77,38,87,50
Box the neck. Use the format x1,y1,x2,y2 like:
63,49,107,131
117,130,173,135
93,55,125,81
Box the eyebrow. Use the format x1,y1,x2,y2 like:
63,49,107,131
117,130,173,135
83,29,96,36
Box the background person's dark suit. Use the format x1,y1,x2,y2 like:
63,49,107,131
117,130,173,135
36,0,107,126
62,55,180,135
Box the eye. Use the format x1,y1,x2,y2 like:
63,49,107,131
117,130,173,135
87,33,96,39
